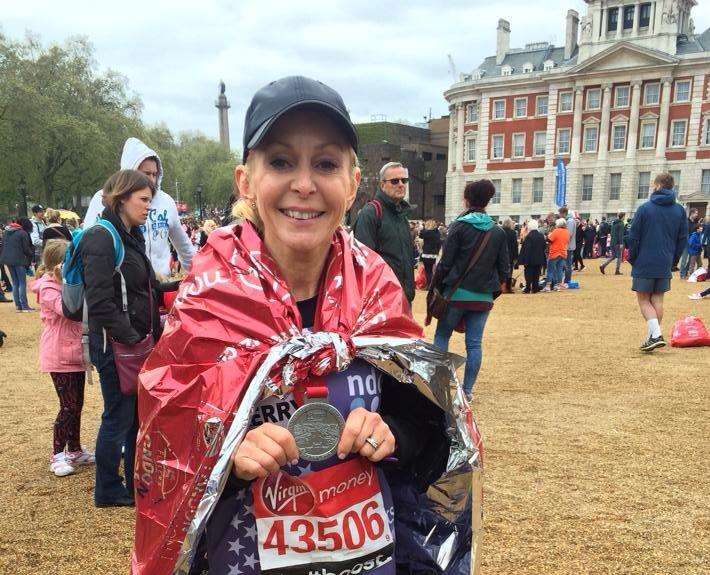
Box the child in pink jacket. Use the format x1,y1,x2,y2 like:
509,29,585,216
31,239,94,477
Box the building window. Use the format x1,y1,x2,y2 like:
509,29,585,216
491,180,501,204
512,133,525,158
702,118,710,146
522,62,534,73
493,99,506,120
582,175,593,201
640,121,656,148
536,95,548,116
501,65,513,76
644,83,660,105
670,120,687,147
558,91,573,112
556,128,571,154
615,86,630,108
512,179,522,203
608,7,619,31
436,153,446,161
532,177,544,203
639,3,651,27
514,98,527,118
584,125,598,152
669,170,681,194
674,80,691,102
637,172,650,199
701,170,710,194
534,131,546,156
586,88,601,110
609,173,621,200
466,102,479,123
492,134,504,159
422,151,432,161
465,138,476,162
623,5,635,29
612,124,627,150
543,60,554,71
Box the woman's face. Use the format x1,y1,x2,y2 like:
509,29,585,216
120,187,153,228
237,109,359,260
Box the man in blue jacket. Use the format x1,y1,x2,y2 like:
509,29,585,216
627,173,687,352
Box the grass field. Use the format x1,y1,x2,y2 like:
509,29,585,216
0,262,707,574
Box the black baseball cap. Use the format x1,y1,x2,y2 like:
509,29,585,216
31,204,44,213
243,76,358,160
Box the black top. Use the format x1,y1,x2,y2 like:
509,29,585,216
0,227,33,267
432,216,510,296
80,208,160,344
419,228,442,256
518,229,547,267
503,227,518,265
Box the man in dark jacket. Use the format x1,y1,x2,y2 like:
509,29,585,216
600,212,626,275
353,162,415,302
0,219,35,311
518,220,546,293
627,173,687,352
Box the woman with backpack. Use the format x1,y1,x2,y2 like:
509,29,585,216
80,169,166,507
31,239,94,477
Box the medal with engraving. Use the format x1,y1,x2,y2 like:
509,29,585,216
287,376,345,462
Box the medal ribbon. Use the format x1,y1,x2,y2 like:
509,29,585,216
293,375,328,406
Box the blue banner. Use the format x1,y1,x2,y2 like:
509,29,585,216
555,158,567,208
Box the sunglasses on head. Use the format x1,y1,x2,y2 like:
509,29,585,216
383,178,409,185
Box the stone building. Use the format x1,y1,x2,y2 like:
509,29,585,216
444,0,710,222
347,119,449,223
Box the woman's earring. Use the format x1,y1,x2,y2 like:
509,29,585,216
251,201,256,209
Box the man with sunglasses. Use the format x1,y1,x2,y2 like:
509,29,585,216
353,161,416,303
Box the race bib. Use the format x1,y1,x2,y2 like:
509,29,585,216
252,458,394,575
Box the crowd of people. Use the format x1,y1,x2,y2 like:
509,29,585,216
0,75,708,575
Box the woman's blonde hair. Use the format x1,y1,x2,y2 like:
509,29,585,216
424,219,437,230
45,208,61,224
37,239,69,277
232,148,360,231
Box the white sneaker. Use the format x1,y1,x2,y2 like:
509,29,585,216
688,293,703,300
50,453,76,477
65,446,95,466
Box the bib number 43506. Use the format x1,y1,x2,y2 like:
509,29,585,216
264,501,387,555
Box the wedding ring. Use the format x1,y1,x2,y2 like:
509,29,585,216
365,436,379,450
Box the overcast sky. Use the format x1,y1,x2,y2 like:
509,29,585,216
4,0,709,154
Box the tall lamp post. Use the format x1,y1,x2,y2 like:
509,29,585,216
195,184,204,220
18,180,28,218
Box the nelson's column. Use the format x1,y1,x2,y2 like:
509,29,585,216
216,81,230,149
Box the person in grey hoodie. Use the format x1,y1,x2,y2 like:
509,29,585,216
84,138,195,278
627,173,687,352
559,206,577,284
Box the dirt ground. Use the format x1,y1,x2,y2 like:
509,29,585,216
0,262,707,575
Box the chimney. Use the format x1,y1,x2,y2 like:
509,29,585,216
565,9,579,60
496,19,510,65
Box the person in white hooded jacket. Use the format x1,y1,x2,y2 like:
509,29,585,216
83,138,195,277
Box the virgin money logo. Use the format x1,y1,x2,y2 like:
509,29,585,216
261,472,315,516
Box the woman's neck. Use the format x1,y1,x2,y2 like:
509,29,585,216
266,239,330,302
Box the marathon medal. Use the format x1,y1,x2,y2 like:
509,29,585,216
287,377,344,461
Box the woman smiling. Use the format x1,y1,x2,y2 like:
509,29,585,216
133,77,480,575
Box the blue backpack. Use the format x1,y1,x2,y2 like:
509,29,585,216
61,218,126,322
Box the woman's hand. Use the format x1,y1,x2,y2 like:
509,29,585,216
337,407,395,462
232,423,299,481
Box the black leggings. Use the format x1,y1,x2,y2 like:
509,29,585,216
422,258,436,288
524,266,541,292
50,371,86,454
573,246,584,269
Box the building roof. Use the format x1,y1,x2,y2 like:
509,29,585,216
476,44,575,78
676,27,710,54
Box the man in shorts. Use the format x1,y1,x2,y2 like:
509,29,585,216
627,173,687,352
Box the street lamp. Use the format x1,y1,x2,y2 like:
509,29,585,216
18,180,28,218
194,184,204,221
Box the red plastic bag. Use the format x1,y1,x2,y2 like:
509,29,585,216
415,264,427,290
670,316,710,347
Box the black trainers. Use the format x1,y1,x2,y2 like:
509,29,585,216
640,336,666,352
